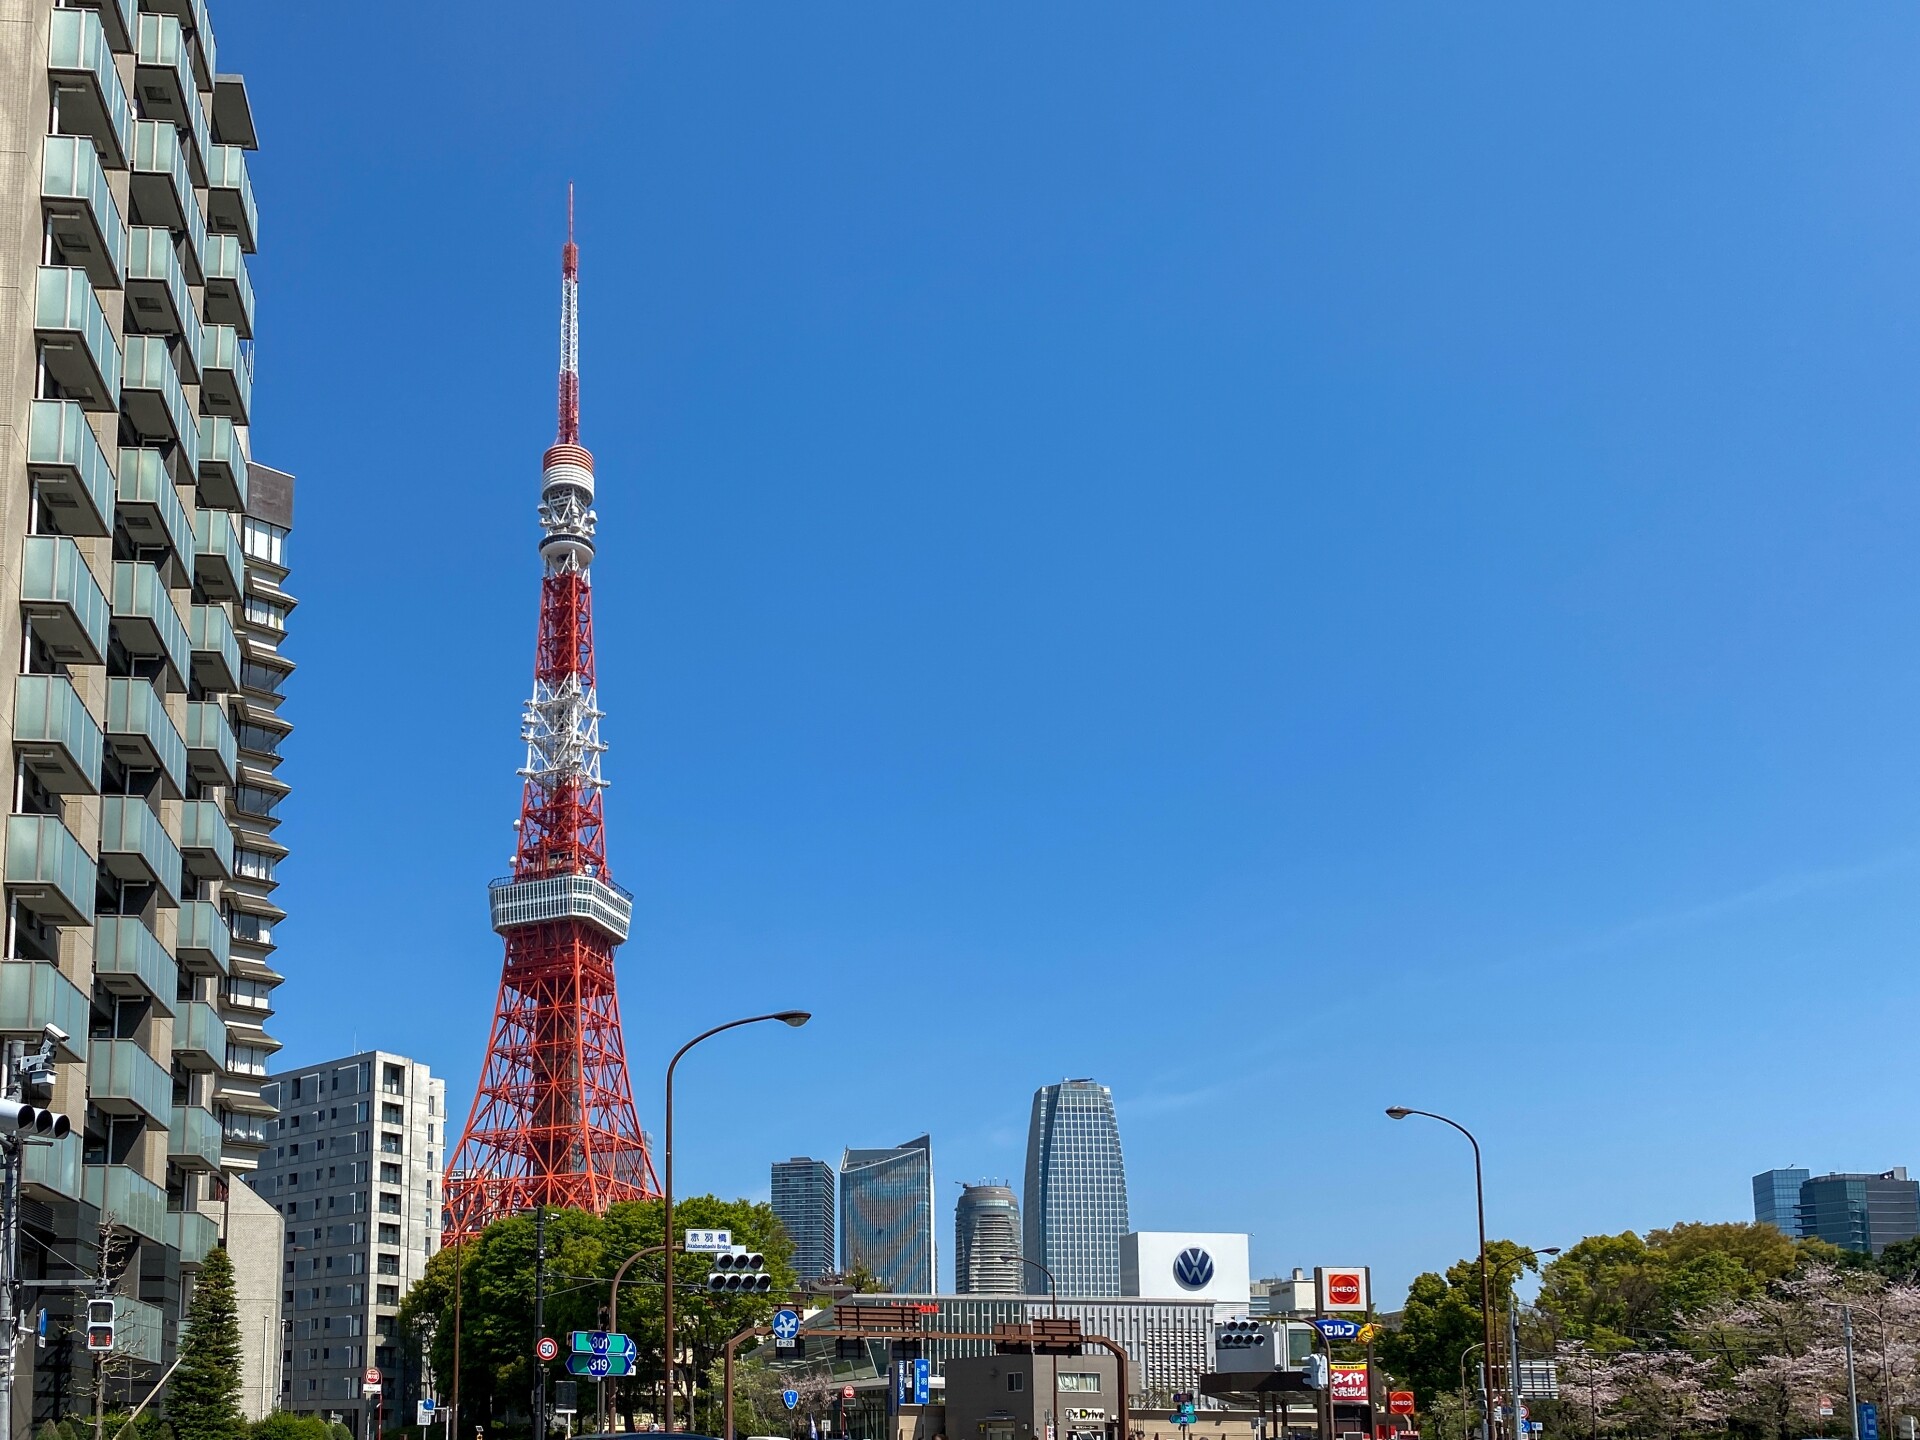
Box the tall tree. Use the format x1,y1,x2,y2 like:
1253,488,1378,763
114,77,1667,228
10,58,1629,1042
170,1246,246,1440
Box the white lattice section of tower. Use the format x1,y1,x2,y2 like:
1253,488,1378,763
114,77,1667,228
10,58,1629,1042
520,673,607,791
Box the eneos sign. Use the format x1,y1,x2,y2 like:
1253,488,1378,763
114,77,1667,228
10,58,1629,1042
1317,1266,1369,1312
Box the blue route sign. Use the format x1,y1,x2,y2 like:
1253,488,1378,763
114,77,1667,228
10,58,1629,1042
782,1391,800,1411
569,1331,634,1357
1861,1403,1880,1440
565,1354,634,1378
1311,1318,1361,1340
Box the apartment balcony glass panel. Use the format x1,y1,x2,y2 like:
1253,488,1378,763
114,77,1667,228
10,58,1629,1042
220,1111,268,1147
125,227,201,375
82,1163,167,1242
180,800,233,880
189,604,239,691
3,815,94,927
196,416,246,509
169,1206,218,1265
198,325,250,422
40,134,125,288
205,144,256,251
93,916,176,1013
105,677,186,799
133,15,192,129
86,1039,170,1123
47,10,132,166
129,119,192,233
202,235,253,337
21,1131,80,1203
172,1000,225,1070
75,0,134,53
112,1297,164,1363
98,795,181,904
0,962,89,1055
185,702,236,787
176,899,229,976
111,561,190,690
116,448,192,581
13,674,102,796
21,536,108,667
142,0,214,80
120,336,197,466
27,401,114,539
34,266,120,410
227,909,272,948
192,508,243,600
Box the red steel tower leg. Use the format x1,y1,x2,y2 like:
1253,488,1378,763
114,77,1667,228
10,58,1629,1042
445,191,659,1240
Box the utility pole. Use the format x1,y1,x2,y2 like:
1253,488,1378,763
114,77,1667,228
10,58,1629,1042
1843,1306,1861,1440
533,1207,548,1440
1507,1297,1523,1440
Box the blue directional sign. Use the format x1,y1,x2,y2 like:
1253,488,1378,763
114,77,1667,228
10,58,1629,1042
565,1354,634,1378
1861,1403,1880,1440
569,1331,634,1356
782,1391,800,1412
913,1358,929,1406
772,1309,801,1343
1311,1318,1361,1340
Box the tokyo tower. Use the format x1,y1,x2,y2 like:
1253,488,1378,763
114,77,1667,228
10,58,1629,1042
444,193,660,1240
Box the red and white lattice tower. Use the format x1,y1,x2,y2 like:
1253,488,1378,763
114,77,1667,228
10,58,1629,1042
444,192,660,1239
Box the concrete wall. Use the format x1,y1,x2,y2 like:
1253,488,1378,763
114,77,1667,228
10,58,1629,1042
228,1179,284,1421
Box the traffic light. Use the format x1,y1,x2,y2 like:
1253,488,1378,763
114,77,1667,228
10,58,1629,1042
1217,1321,1266,1350
706,1251,772,1293
1302,1354,1329,1390
0,1101,68,1139
85,1300,114,1353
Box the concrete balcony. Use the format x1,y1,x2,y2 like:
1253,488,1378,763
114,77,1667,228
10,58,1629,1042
189,603,238,691
180,800,233,880
98,795,181,904
86,1039,170,1124
121,336,197,464
169,1207,218,1266
41,134,125,288
13,674,102,796
93,915,176,1013
211,74,254,149
196,416,247,509
198,325,249,422
133,14,192,131
48,9,131,167
129,119,191,233
21,535,108,666
3,815,94,927
192,508,242,600
202,235,253,337
28,400,114,539
35,266,120,411
112,561,190,690
0,962,89,1056
176,898,229,977
172,1000,225,1071
205,144,255,251
105,677,186,799
116,447,192,582
81,1161,167,1242
185,702,236,787
125,227,201,373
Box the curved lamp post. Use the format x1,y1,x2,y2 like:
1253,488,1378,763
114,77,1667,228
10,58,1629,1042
663,1011,811,1433
998,1257,1060,1440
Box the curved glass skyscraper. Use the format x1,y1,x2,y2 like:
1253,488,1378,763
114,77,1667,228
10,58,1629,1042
1023,1079,1130,1297
841,1135,936,1292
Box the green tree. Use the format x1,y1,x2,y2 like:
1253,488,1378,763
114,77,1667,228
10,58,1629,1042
169,1245,246,1440
248,1415,332,1440
1876,1237,1920,1282
1377,1240,1542,1411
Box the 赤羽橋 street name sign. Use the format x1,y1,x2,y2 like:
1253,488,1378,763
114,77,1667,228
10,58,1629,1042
1311,1318,1361,1340
569,1331,635,1356
566,1354,636,1378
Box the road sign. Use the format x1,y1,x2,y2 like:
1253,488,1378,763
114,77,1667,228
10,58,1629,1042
1822,1398,1836,1418
554,1381,578,1414
569,1331,634,1355
1389,1393,1415,1416
536,1338,560,1362
914,1358,929,1406
842,1385,856,1400
684,1228,733,1252
783,1390,800,1411
1862,1403,1882,1440
565,1354,634,1378
772,1309,801,1347
416,1403,436,1426
1312,1318,1361,1340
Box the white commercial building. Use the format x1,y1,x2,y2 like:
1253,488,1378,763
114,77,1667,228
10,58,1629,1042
1120,1232,1252,1318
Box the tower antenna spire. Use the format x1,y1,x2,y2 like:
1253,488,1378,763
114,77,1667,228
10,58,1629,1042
558,184,581,445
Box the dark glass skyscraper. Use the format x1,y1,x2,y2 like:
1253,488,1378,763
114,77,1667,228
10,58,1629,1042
955,1184,1022,1294
773,1157,836,1283
841,1135,936,1292
1752,1168,1810,1237
1024,1080,1130,1297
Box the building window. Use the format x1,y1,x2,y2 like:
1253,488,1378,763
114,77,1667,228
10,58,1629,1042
236,724,284,756
235,848,277,881
378,1224,400,1245
1007,1374,1025,1393
380,1133,402,1155
381,1103,403,1125
382,1065,405,1095
376,1285,398,1305
243,517,288,565
379,1163,401,1184
378,1193,401,1216
1059,1375,1101,1393
229,909,275,944
375,1254,399,1276
244,596,290,632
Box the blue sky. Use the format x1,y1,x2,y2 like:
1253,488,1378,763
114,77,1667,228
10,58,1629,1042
221,4,1920,1300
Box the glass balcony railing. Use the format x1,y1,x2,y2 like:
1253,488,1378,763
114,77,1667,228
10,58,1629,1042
86,1039,171,1124
192,507,242,599
27,400,114,539
3,815,93,927
169,1206,219,1266
133,14,191,126
113,1295,164,1363
172,1000,225,1070
82,1161,168,1242
105,677,186,799
83,0,135,52
116,447,192,577
180,800,233,880
21,534,108,666
185,701,237,787
98,795,182,904
48,10,132,167
125,227,201,370
21,1131,80,1202
221,1111,269,1146
196,415,246,509
13,673,102,796
112,561,191,688
129,118,192,234
0,962,89,1055
121,335,197,463
41,134,125,287
198,324,250,422
190,603,239,691
34,265,120,410
202,234,253,337
93,915,176,1012
205,145,256,251
176,898,230,976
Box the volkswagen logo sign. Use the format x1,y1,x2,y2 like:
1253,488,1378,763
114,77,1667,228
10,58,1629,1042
1173,1247,1215,1290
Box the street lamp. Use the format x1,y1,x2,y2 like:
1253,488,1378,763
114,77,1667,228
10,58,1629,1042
999,1257,1061,1440
662,1011,811,1434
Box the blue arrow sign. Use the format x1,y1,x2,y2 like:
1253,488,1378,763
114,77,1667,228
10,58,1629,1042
783,1391,800,1411
1311,1318,1361,1340
569,1331,634,1356
772,1310,801,1342
565,1354,634,1378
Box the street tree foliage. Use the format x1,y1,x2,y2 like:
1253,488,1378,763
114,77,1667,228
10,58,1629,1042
169,1245,247,1440
1376,1239,1546,1408
396,1195,795,1432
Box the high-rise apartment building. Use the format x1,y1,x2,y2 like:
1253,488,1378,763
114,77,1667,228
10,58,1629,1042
772,1156,835,1284
249,1054,446,1433
841,1135,935,1293
0,4,287,1427
954,1183,1021,1294
1752,1167,1810,1238
1023,1079,1129,1297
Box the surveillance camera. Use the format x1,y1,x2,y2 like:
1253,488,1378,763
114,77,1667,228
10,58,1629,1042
41,1024,68,1046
